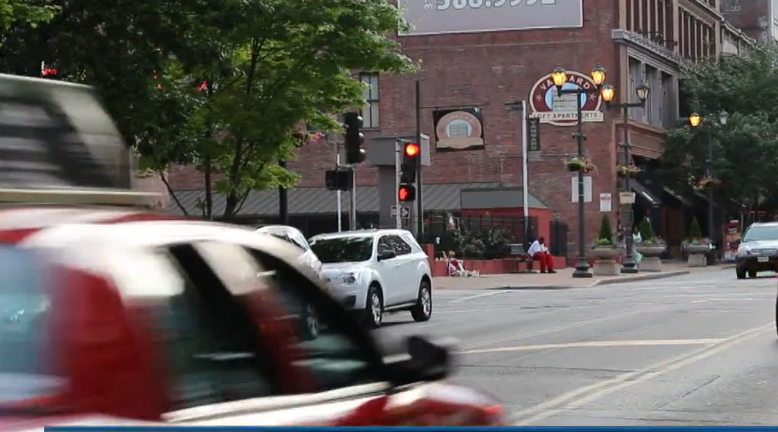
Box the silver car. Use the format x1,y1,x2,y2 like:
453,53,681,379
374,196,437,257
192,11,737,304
256,225,322,274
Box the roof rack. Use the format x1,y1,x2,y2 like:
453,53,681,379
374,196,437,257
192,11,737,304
0,188,162,207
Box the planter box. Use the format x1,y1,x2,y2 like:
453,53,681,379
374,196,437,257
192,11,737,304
587,247,620,276
635,244,666,257
687,253,707,267
684,244,712,255
586,247,620,260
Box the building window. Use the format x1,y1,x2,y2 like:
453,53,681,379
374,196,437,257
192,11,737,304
359,73,379,129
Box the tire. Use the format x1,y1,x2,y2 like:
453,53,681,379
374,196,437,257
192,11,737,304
749,269,758,278
363,285,383,329
411,278,432,322
736,267,746,279
301,304,319,340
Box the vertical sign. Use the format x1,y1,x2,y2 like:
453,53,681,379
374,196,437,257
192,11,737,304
527,117,541,152
570,176,593,202
599,192,612,212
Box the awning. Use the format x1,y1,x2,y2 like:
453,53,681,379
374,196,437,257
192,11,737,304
631,181,662,207
663,187,692,206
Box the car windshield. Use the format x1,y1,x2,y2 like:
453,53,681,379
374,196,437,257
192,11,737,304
309,236,373,263
0,246,63,406
743,225,778,242
260,229,307,251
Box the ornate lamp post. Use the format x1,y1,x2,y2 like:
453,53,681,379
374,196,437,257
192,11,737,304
551,64,607,278
599,82,650,273
689,110,729,252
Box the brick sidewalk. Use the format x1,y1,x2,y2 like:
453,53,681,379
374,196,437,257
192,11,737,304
433,263,734,290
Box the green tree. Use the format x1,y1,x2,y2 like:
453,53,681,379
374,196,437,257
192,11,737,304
158,0,415,219
660,44,778,214
637,218,655,242
0,0,58,42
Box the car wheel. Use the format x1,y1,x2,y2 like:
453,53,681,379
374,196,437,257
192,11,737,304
736,267,746,279
749,269,758,278
411,279,432,322
363,285,383,329
301,304,319,340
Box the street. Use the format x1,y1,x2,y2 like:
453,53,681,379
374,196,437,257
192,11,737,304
381,268,778,425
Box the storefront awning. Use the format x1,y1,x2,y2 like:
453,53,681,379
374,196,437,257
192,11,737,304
631,181,662,207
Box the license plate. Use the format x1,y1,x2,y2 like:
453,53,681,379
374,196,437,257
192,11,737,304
758,256,769,262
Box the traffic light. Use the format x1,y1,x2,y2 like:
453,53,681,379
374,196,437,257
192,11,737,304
344,112,366,164
325,168,353,191
398,184,416,202
401,141,420,183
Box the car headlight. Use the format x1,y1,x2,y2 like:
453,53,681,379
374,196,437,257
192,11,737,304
737,246,752,256
340,271,363,285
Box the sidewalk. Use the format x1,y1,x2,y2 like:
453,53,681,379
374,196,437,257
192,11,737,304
433,263,735,290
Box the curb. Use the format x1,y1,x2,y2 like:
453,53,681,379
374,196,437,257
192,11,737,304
589,270,690,287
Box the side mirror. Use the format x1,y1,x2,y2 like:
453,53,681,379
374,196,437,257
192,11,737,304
384,335,456,386
377,250,396,261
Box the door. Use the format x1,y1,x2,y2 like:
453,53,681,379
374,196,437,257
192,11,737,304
375,235,402,306
385,235,418,303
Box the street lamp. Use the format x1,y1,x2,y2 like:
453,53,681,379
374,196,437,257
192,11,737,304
689,110,729,255
552,64,608,278
600,81,650,273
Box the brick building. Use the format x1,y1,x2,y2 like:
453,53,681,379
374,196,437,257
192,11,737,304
167,0,753,259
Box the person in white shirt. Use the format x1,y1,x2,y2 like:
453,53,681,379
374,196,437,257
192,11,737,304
527,236,556,273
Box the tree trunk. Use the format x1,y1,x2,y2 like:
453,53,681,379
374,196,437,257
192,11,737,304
204,156,213,220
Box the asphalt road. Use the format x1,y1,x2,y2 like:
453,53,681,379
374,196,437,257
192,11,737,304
379,268,778,426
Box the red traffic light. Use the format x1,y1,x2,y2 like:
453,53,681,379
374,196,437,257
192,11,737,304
398,185,416,201
404,143,420,157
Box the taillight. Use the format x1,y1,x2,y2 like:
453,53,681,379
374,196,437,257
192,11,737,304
482,404,505,425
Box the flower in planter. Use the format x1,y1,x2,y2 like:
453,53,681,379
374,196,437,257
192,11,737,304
564,157,597,173
636,218,665,245
616,164,641,178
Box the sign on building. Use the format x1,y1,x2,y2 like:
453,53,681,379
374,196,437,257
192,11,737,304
570,176,592,203
529,71,605,127
527,117,541,152
433,107,485,151
398,0,583,36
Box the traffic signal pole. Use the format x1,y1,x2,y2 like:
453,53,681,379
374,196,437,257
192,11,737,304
335,140,342,232
349,168,357,230
415,80,423,236
395,139,402,229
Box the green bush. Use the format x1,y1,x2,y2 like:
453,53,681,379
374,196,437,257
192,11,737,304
637,218,655,242
595,215,614,246
688,217,703,239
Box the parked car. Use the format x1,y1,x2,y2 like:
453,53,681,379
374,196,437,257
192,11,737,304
0,207,503,430
736,222,778,279
308,229,433,328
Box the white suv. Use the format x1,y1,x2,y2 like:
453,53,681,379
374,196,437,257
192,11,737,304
308,229,432,328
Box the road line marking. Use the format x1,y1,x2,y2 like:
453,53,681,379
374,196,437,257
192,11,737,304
449,291,510,304
461,338,722,355
511,322,772,425
464,304,670,350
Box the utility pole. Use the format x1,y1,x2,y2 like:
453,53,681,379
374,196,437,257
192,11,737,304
335,141,342,232
415,80,423,237
395,139,402,229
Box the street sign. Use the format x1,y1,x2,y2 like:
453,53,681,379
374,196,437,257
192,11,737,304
391,205,410,218
619,192,636,204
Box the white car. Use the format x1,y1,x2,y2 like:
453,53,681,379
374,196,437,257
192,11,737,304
308,229,432,328
256,225,322,273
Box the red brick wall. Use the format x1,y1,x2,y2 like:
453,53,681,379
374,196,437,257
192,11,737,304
169,0,622,249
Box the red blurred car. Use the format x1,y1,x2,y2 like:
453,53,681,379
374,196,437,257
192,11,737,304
0,205,504,430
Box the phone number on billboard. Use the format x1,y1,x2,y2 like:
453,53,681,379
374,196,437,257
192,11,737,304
433,0,555,10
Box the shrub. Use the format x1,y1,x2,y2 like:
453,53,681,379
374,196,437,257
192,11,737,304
594,215,614,246
688,217,703,240
637,218,655,242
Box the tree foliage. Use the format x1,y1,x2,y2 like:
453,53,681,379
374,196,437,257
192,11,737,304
660,44,778,213
637,218,655,242
597,215,613,244
0,0,414,220
688,217,703,240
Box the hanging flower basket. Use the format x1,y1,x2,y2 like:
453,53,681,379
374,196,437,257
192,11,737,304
616,164,641,178
693,176,722,190
565,157,597,173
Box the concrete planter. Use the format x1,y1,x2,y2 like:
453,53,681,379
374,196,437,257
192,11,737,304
635,244,666,257
684,244,712,267
587,247,620,276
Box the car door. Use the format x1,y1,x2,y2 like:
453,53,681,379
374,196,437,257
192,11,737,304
385,235,418,303
374,235,402,306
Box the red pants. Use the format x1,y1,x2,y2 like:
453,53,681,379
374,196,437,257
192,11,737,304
532,252,554,272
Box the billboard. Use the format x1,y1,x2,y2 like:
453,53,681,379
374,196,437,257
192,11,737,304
398,0,583,36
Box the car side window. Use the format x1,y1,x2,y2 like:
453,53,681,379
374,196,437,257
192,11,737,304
377,236,393,256
144,243,278,411
289,231,309,251
389,235,412,256
245,247,388,393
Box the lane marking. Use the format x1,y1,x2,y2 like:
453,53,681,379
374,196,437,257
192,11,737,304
511,322,772,425
449,291,510,304
463,304,671,350
461,338,722,355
